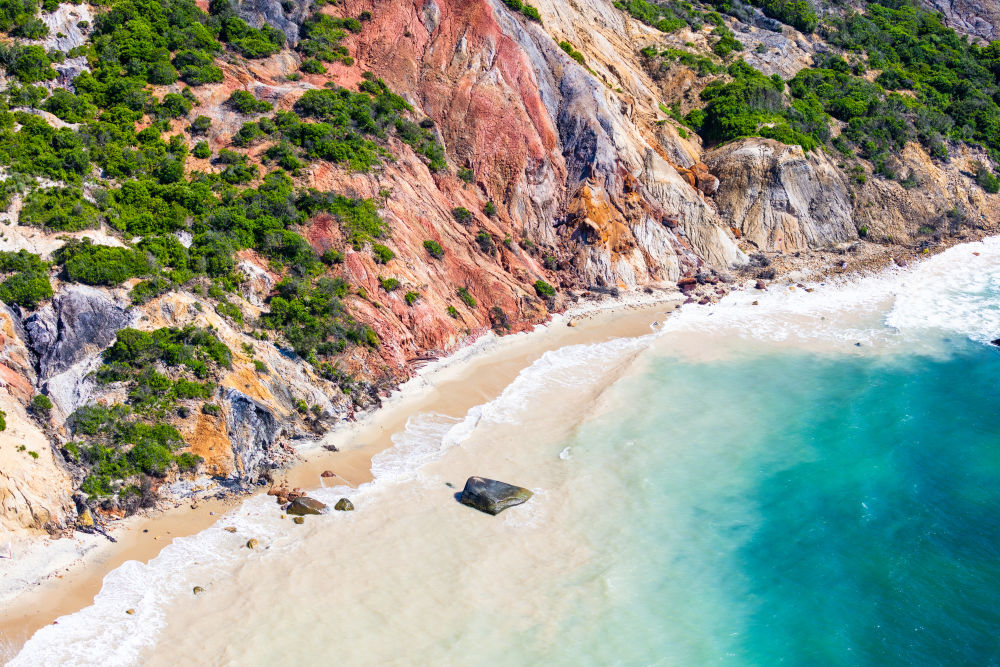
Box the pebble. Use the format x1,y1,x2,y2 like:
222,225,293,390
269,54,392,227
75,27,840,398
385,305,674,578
246,538,259,549
293,516,305,525
224,526,237,533
126,609,135,615
193,586,205,595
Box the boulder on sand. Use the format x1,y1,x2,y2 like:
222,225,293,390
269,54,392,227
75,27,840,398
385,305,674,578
286,496,328,516
334,498,354,511
458,477,533,515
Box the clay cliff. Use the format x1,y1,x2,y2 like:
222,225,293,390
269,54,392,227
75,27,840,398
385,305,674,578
1,0,999,545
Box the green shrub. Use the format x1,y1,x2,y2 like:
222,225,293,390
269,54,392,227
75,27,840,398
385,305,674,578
175,452,201,471
372,243,395,264
300,58,326,74
0,250,52,309
404,291,419,305
193,140,211,159
559,41,586,65
534,279,556,297
975,162,1000,194
156,93,193,119
189,115,212,135
0,408,5,431
262,276,377,359
447,305,459,318
321,248,345,264
201,403,220,415
298,14,357,64
298,191,388,249
42,89,97,123
31,393,52,416
452,207,472,224
7,45,57,83
226,90,273,114
379,276,400,291
475,231,495,255
457,286,476,308
520,4,541,21
483,201,497,217
423,239,444,259
285,82,445,172
56,240,151,286
613,0,701,33
457,167,474,183
20,187,100,231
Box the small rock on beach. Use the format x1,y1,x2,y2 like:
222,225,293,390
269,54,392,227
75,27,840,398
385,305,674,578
334,498,354,511
286,497,328,516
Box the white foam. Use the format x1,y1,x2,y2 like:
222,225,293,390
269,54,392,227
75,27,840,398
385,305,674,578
10,321,659,667
661,238,1000,348
885,237,1000,343
16,237,1000,665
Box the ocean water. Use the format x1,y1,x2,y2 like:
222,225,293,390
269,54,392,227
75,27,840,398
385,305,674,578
11,239,1000,666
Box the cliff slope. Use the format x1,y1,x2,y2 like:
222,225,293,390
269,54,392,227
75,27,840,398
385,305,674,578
0,0,998,545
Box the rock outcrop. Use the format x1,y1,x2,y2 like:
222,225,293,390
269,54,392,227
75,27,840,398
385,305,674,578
233,0,312,44
703,138,857,252
928,0,1000,41
334,498,354,511
222,388,286,485
458,476,533,515
24,285,130,382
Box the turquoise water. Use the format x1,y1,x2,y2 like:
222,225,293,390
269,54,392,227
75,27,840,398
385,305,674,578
546,339,1000,665
13,241,1000,666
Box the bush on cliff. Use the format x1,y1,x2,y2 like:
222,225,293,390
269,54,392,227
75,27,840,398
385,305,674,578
0,250,52,309
20,187,100,231
55,240,152,286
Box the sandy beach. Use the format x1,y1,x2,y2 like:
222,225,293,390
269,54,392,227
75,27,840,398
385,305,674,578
0,292,681,658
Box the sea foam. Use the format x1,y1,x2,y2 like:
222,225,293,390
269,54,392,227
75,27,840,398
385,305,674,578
9,318,659,667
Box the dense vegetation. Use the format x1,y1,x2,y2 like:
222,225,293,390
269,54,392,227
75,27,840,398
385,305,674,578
0,249,52,308
260,277,378,362
627,0,1000,181
687,60,826,150
65,326,231,499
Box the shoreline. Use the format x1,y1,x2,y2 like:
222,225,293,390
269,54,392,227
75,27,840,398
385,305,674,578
0,290,683,657
2,232,992,658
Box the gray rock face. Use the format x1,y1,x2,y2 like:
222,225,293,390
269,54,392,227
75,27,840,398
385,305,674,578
489,0,745,286
232,0,310,45
458,477,533,515
24,285,129,381
928,0,999,41
222,388,284,483
286,496,327,515
703,138,856,252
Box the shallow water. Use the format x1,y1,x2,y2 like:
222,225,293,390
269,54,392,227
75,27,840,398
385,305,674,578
12,239,1000,666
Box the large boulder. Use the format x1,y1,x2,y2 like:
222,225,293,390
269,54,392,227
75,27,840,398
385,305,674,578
458,477,533,516
286,497,327,516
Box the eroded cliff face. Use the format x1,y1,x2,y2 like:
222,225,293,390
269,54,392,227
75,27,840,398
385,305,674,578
3,0,1000,541
928,0,1000,41
704,139,856,252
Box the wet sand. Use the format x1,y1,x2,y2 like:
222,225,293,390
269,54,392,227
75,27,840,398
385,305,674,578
0,295,679,658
